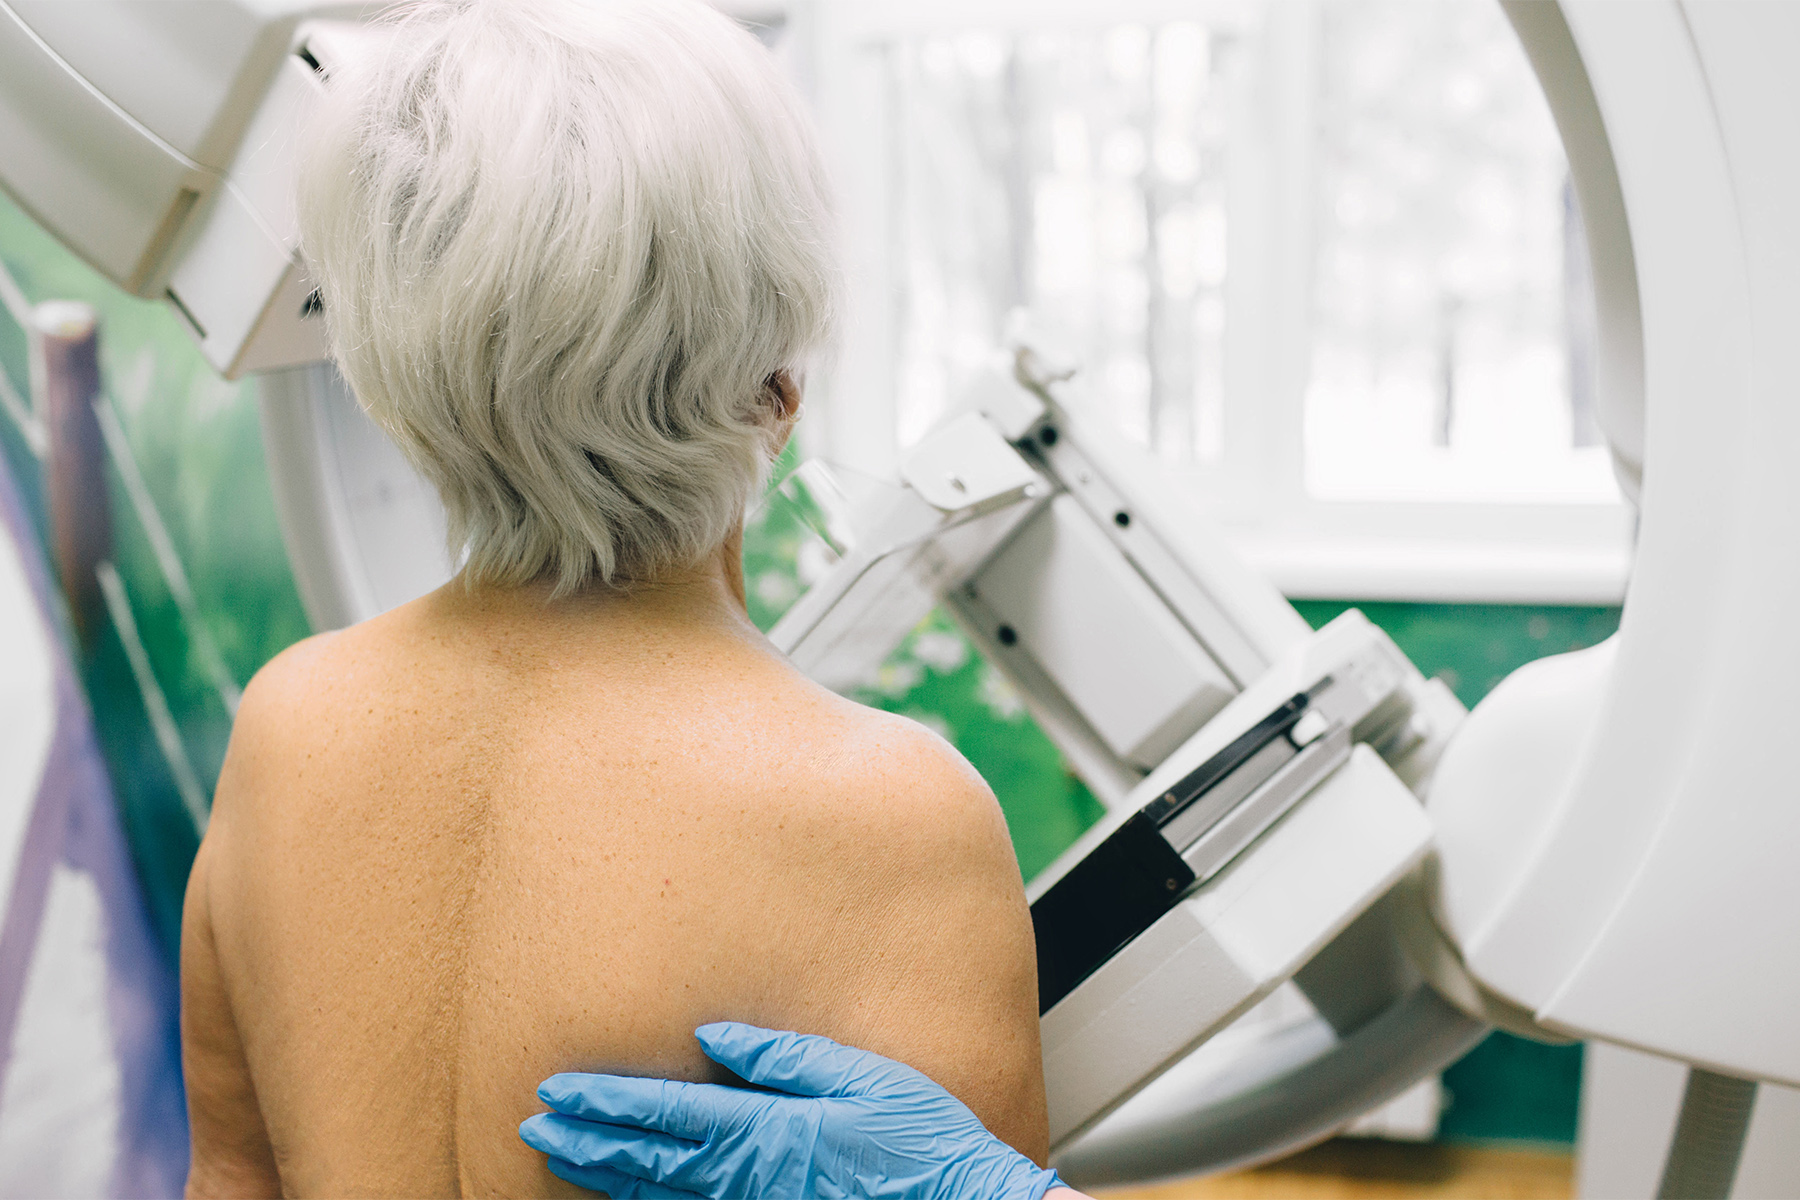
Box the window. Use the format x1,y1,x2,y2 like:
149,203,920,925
805,0,1632,603
1306,0,1611,505
886,21,1237,462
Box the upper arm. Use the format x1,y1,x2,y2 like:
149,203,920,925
181,820,283,1197
180,636,344,1197
814,719,1049,1162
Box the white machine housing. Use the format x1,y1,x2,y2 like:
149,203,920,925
1421,1,1800,1088
0,1,378,376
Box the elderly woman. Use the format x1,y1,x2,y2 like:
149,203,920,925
177,1,1046,1195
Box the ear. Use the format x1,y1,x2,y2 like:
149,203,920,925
765,370,803,423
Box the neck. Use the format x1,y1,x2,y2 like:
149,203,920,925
441,531,752,632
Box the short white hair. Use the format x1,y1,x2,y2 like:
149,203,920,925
297,0,837,591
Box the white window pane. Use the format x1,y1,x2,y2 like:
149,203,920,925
1304,0,1618,504
887,17,1245,465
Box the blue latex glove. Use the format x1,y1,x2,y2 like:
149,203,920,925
519,1021,1067,1200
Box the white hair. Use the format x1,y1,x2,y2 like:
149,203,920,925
296,0,837,592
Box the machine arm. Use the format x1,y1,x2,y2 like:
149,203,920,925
764,352,1493,1174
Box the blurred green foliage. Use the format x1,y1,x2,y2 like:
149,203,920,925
1292,600,1623,712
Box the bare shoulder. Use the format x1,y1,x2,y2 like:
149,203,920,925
234,601,420,722
212,599,431,824
838,702,996,808
764,691,1049,1158
210,630,340,819
780,694,1016,875
237,628,345,719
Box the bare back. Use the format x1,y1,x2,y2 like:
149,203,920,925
181,574,1047,1197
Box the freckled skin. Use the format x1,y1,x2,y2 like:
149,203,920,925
180,535,1047,1199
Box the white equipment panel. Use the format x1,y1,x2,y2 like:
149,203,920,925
974,495,1233,771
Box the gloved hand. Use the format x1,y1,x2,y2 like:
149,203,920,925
519,1021,1068,1200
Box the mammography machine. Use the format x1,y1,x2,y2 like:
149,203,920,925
1,1,1796,1195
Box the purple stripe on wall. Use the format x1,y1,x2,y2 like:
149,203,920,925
0,451,69,1088
61,695,189,1199
0,452,190,1196
0,662,80,1087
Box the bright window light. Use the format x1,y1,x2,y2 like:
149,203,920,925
1304,0,1617,504
887,17,1239,465
814,0,1632,601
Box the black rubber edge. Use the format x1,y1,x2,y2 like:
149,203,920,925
1138,692,1313,829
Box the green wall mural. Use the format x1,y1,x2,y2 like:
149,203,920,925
0,193,310,957
3,186,1615,1148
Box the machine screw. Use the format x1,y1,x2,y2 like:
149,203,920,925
1114,510,1131,528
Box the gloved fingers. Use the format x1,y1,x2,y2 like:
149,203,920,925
520,1113,584,1161
525,1113,740,1196
520,1113,702,1171
545,1154,706,1200
536,1073,721,1141
695,1021,913,1099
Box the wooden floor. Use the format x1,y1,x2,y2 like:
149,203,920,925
1096,1139,1574,1200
